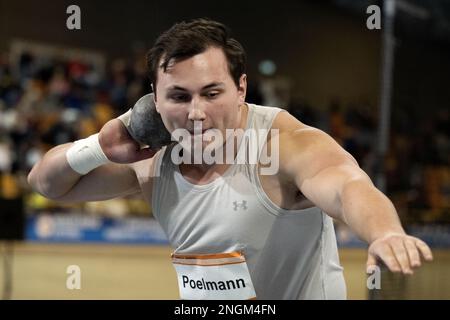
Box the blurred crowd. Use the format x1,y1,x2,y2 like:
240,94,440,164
0,48,151,217
0,48,448,223
286,99,449,223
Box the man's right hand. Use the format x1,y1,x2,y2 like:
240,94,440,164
98,118,158,164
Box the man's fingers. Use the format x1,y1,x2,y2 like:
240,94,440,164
373,243,402,273
415,239,433,261
389,241,413,274
369,236,433,276
366,253,378,274
405,239,421,268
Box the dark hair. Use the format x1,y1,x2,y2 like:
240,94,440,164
146,18,246,90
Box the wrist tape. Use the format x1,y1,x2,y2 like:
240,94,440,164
66,133,110,175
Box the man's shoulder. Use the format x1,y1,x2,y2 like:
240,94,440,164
268,110,358,182
269,108,321,139
268,109,350,167
247,103,320,140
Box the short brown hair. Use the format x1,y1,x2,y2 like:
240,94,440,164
147,18,246,90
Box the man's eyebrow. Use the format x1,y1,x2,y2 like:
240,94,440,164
167,85,188,92
167,82,225,91
201,82,225,90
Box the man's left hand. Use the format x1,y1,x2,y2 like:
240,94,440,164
366,233,433,274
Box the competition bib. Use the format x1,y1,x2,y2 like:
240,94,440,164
171,251,257,300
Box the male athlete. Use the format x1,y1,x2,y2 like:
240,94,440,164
28,18,433,299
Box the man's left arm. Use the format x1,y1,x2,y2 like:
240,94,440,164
277,117,433,274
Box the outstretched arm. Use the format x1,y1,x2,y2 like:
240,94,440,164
276,112,433,274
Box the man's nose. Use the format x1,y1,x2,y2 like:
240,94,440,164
187,98,206,121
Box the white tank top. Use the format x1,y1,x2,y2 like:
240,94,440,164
151,103,346,299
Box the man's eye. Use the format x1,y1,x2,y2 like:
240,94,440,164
171,94,190,102
206,91,220,99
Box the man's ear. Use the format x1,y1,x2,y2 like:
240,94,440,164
151,84,159,113
238,74,247,104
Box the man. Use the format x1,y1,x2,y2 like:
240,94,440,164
28,18,433,299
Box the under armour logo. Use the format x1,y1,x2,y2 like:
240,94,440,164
233,200,247,211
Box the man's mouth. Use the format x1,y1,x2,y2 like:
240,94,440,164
188,128,209,135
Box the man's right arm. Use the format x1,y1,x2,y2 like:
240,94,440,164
27,143,141,203
27,117,157,203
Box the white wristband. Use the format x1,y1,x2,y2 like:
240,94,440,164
66,133,110,175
